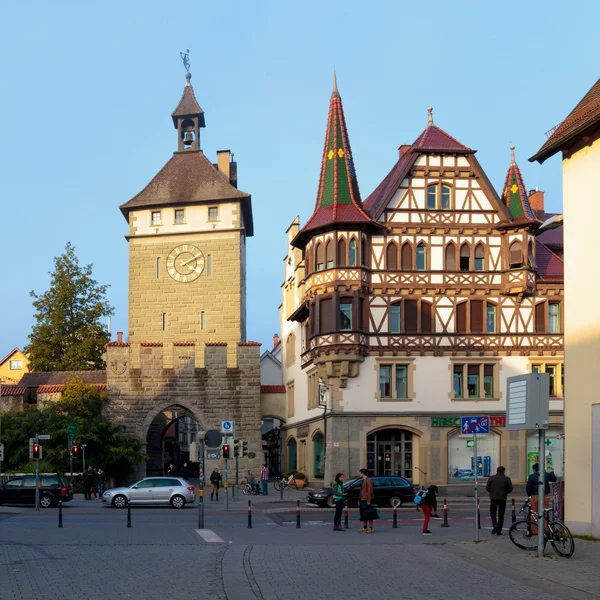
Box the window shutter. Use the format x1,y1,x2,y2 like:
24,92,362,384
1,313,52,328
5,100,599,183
337,239,346,267
535,302,546,333
326,241,334,268
386,243,398,270
319,298,333,333
470,300,484,333
401,244,413,270
445,244,456,270
510,241,522,268
421,301,433,333
456,301,467,333
405,300,418,333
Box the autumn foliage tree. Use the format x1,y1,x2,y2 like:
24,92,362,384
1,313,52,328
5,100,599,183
25,242,114,371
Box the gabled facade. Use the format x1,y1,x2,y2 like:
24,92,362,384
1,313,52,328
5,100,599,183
281,87,564,488
0,348,29,384
531,77,600,536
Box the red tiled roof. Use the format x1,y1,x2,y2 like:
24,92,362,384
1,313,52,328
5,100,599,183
261,385,286,394
119,151,253,235
0,385,26,396
500,152,538,222
19,371,107,387
411,124,474,153
238,342,261,346
537,218,563,247
530,78,600,163
37,383,108,394
536,240,564,280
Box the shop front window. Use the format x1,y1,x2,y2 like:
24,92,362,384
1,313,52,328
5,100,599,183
526,428,564,477
313,432,324,479
448,430,500,482
366,429,413,480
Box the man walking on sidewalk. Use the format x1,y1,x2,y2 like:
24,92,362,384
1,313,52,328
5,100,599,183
260,464,269,496
486,466,513,535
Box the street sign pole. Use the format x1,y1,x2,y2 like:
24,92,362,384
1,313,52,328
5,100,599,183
473,432,478,541
538,429,546,558
224,456,229,512
35,435,40,511
68,438,73,491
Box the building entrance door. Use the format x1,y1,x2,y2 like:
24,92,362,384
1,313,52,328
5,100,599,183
367,429,413,480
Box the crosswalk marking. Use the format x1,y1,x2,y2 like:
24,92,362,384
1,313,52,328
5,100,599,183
195,529,225,543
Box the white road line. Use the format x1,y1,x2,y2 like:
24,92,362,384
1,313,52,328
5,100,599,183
195,529,225,543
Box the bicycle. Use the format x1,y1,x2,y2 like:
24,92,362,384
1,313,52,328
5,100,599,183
508,498,575,558
273,474,297,492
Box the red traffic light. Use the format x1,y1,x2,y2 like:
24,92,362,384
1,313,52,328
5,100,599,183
223,444,230,459
32,444,41,459
72,445,79,455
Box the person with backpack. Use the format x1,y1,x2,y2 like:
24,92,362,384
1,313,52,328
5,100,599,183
210,468,222,501
486,466,513,535
332,473,347,532
418,484,438,535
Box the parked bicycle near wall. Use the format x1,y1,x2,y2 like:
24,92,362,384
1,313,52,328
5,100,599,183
508,498,574,558
274,473,298,492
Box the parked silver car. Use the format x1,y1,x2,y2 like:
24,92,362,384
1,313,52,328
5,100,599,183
102,477,195,509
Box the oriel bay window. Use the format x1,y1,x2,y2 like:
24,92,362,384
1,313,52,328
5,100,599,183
509,240,523,269
339,298,353,331
348,239,357,266
453,363,498,399
377,361,413,400
314,294,365,335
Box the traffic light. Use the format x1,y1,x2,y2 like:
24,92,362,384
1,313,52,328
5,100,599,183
222,444,230,459
234,444,239,458
189,441,198,463
33,444,41,460
72,445,79,456
242,441,248,457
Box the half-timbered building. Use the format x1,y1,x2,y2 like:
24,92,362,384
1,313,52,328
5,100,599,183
281,79,564,488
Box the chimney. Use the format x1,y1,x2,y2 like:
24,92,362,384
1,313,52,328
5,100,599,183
117,332,123,344
398,144,411,158
528,188,545,220
272,333,280,350
217,150,231,182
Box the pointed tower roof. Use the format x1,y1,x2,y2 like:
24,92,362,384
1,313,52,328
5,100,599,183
500,145,537,222
171,72,205,127
293,76,376,248
411,108,474,154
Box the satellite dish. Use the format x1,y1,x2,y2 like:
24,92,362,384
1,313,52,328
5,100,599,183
204,429,222,448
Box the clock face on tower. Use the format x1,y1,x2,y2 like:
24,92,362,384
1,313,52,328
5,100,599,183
166,244,205,283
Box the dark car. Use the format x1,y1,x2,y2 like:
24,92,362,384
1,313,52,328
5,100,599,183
307,476,416,508
0,475,73,508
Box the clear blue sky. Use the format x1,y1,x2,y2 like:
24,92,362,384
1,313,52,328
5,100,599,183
0,1,596,359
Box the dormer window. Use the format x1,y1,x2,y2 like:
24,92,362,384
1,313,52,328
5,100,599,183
427,183,452,210
151,211,162,226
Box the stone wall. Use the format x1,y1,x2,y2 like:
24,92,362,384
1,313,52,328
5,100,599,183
105,341,263,479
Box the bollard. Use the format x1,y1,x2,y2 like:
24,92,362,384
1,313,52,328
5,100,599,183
127,503,132,528
392,504,398,529
441,498,450,527
280,480,284,502
344,501,349,529
248,500,253,529
198,489,204,529
511,498,516,524
477,497,481,529
296,499,301,529
58,500,63,528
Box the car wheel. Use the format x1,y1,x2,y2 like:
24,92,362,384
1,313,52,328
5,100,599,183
40,494,53,509
327,496,336,508
113,495,128,508
171,495,186,509
389,496,402,508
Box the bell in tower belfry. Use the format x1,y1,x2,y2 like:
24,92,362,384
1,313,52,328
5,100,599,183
171,71,206,152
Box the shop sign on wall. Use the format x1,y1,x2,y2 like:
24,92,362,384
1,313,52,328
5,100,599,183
296,425,309,438
431,416,506,428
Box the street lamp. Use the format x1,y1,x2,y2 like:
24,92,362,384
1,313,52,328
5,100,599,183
81,444,87,472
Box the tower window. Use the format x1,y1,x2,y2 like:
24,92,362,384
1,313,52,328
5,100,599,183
315,243,324,271
206,254,212,276
340,300,353,331
200,311,205,330
348,239,357,266
208,207,219,221
156,257,161,279
151,211,162,226
326,241,334,269
174,209,185,224
162,313,167,331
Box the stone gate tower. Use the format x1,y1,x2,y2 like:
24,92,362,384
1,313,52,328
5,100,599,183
105,70,262,479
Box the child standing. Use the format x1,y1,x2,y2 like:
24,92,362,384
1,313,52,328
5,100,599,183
420,485,438,535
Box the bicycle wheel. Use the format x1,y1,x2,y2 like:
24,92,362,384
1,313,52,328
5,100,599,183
550,521,575,558
509,520,538,551
273,479,282,492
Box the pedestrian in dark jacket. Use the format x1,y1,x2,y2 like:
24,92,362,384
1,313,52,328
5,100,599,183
332,473,347,532
526,463,557,531
486,466,513,535
179,462,191,480
210,468,222,501
421,485,438,535
358,468,375,534
82,466,94,501
96,468,106,497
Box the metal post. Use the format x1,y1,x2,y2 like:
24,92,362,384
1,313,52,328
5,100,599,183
511,498,516,524
344,501,349,529
442,499,450,527
68,437,73,491
296,499,300,529
224,458,229,512
538,429,545,557
235,454,239,502
127,504,131,528
477,497,481,529
82,445,86,473
248,500,252,529
473,432,479,541
198,489,204,529
58,500,63,528
279,479,284,501
393,504,398,528
35,435,40,511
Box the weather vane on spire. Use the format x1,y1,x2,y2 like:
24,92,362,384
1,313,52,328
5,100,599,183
180,49,190,73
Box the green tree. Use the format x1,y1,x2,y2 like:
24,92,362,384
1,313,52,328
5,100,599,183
1,378,145,483
25,242,114,371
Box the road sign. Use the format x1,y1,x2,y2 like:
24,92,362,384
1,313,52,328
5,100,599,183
38,435,51,440
461,416,490,435
205,429,222,448
67,423,77,439
207,449,221,460
221,420,235,436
